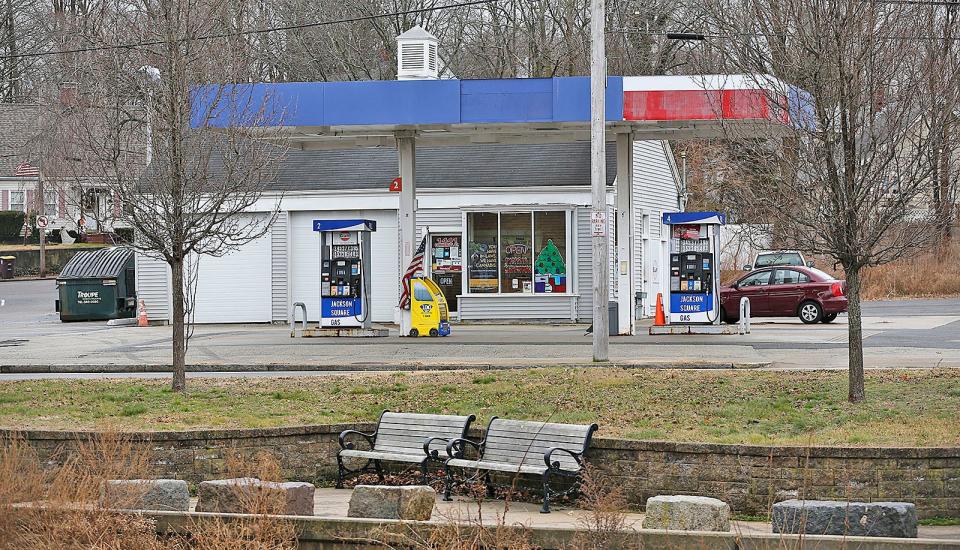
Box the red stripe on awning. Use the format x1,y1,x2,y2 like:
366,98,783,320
624,89,787,122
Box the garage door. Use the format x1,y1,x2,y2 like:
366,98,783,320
290,210,398,323
191,223,272,324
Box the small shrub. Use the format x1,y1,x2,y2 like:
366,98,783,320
0,211,25,241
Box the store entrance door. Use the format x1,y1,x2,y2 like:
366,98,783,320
429,234,462,316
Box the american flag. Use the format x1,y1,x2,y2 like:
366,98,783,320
14,162,40,177
398,235,427,310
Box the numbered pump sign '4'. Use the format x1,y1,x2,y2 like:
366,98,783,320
662,212,725,325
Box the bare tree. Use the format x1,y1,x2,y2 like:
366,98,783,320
699,0,960,402
40,0,285,391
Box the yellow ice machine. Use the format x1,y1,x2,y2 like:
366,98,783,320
408,277,451,337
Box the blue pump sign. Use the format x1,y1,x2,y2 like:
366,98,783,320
322,298,361,319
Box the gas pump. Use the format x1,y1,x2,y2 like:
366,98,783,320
314,219,376,329
662,212,725,325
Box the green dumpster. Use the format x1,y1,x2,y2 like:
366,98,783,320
56,247,137,322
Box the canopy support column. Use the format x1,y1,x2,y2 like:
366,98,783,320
616,132,635,335
396,131,417,336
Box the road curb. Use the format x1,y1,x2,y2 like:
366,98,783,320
0,361,771,374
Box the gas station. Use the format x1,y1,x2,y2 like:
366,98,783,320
183,29,804,355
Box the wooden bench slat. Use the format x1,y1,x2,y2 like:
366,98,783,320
488,419,594,438
484,433,589,449
377,425,466,437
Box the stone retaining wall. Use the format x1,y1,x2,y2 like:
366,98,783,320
5,424,958,518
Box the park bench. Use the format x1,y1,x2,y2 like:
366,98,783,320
336,411,476,488
442,417,599,513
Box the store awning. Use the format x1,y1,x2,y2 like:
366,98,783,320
194,75,808,149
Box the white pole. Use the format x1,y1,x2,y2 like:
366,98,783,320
396,131,417,336
590,0,608,360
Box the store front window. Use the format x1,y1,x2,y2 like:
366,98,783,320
465,210,568,294
467,212,498,293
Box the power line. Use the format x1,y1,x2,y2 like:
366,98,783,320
0,0,499,61
610,27,960,42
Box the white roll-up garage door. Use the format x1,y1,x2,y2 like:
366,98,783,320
191,220,272,324
290,210,398,323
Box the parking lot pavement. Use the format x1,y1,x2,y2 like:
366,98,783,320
1,279,958,374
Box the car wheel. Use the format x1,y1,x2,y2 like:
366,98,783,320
821,313,838,323
408,328,419,337
429,328,439,337
798,301,823,324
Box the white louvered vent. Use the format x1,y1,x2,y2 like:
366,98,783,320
396,26,439,80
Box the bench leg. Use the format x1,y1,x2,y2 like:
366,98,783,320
540,470,552,514
443,463,454,502
484,471,494,498
420,460,429,486
374,459,385,483
335,453,346,489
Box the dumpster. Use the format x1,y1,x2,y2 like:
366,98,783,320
408,277,451,337
55,247,136,322
0,256,14,279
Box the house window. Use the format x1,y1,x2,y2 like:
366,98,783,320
44,191,57,217
466,210,569,294
9,191,24,212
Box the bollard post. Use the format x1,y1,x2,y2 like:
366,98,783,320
738,297,751,334
290,302,307,338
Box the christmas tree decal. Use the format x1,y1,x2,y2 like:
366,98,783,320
534,239,566,293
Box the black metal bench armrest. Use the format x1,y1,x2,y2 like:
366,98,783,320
339,429,376,450
423,437,450,459
543,447,583,471
446,437,482,459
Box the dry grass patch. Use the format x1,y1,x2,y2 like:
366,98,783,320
1,368,958,447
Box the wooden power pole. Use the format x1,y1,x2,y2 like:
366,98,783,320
590,0,608,361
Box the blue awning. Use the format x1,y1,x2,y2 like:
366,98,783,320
312,219,377,232
662,212,726,225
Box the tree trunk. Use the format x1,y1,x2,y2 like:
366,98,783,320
170,257,186,392
846,268,865,403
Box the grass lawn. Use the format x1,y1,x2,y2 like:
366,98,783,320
0,368,957,446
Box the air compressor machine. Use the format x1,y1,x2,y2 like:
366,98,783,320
314,219,376,329
662,212,725,325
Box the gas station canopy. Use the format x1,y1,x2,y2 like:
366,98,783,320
196,74,807,148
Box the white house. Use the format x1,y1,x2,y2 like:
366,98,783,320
135,140,681,325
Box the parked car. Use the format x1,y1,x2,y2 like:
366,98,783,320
745,250,813,270
720,266,847,324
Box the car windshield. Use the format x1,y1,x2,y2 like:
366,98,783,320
806,267,836,281
754,252,803,267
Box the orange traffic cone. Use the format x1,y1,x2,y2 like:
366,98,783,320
654,293,666,326
137,299,149,327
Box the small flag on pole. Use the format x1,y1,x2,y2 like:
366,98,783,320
398,235,427,310
14,162,40,177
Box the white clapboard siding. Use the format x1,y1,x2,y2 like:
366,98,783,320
417,208,462,239
458,294,577,320
632,140,682,317
134,251,170,323
271,211,289,322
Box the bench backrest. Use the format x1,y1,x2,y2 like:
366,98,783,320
373,412,475,455
481,418,598,471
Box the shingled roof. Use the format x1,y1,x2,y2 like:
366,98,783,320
260,142,617,191
0,103,40,176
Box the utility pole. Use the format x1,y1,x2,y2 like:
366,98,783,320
590,0,608,361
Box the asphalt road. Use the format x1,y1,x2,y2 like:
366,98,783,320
2,278,958,376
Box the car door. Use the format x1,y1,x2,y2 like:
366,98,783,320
731,270,773,315
767,268,805,316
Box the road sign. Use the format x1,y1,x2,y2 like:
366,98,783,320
35,215,48,229
591,210,606,237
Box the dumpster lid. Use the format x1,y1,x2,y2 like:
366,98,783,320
58,247,134,280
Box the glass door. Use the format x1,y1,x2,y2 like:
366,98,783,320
430,234,462,314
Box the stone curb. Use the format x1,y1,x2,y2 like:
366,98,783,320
0,361,769,373
3,423,957,460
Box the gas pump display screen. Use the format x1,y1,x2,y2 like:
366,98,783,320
332,244,360,259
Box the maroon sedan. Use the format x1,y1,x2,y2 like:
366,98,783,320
720,266,847,324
